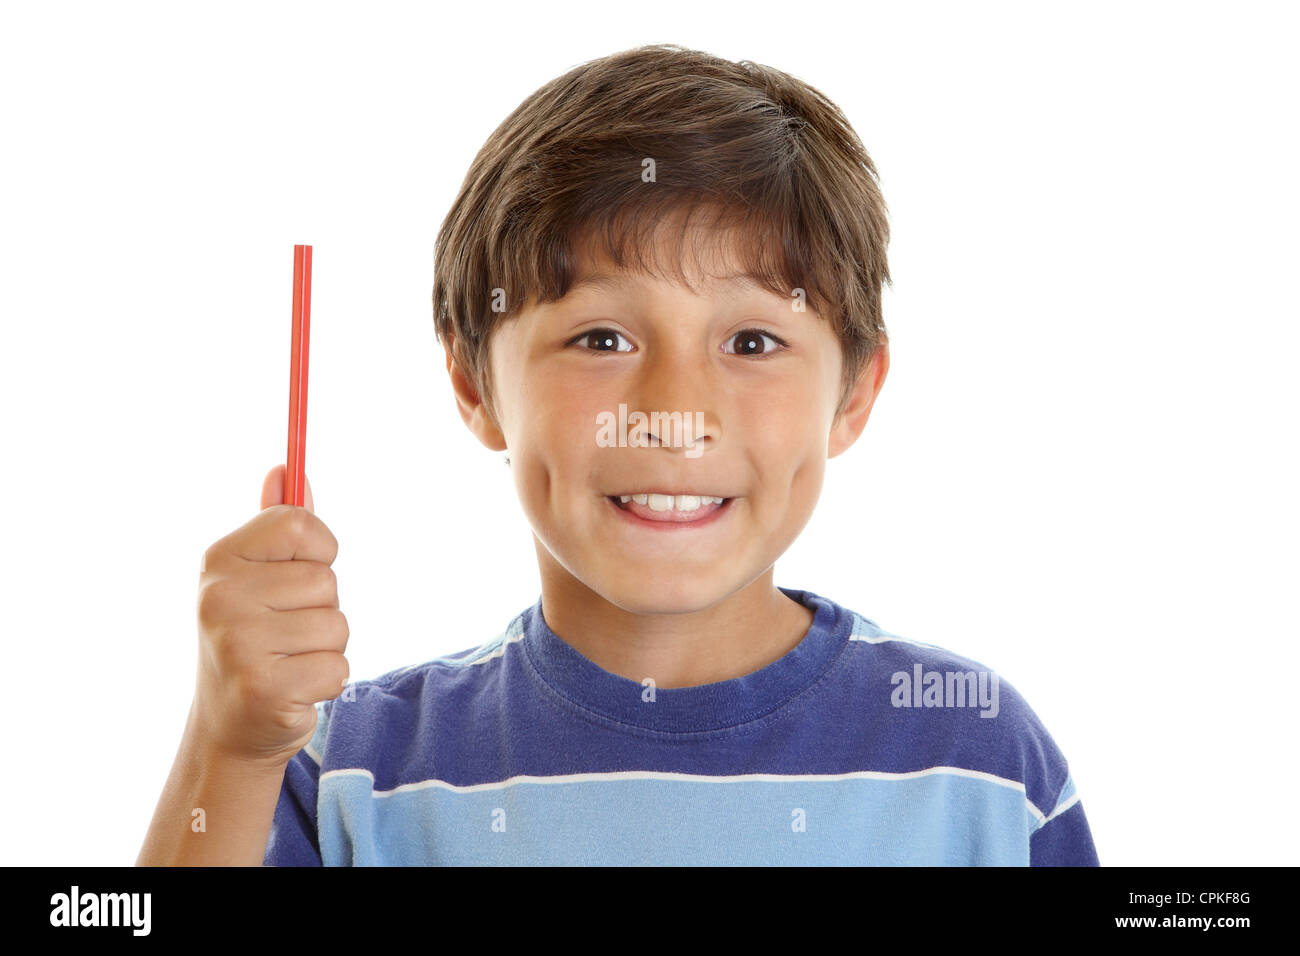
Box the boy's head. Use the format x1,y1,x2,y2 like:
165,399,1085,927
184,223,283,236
432,44,890,612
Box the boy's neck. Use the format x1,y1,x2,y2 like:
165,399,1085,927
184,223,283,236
536,554,816,689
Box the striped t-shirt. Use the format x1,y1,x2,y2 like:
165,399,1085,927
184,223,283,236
263,587,1099,866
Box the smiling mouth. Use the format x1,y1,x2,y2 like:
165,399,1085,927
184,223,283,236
607,494,734,524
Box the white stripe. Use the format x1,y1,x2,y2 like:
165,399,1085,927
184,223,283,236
320,764,1033,805
303,742,323,766
360,621,525,678
1025,799,1046,826
847,613,945,649
1042,791,1080,826
849,632,944,650
430,620,525,668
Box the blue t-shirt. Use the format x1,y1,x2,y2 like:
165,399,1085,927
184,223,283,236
263,587,1099,865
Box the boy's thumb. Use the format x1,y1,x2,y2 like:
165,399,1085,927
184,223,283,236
260,464,315,513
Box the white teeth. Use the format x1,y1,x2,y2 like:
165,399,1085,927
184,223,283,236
616,493,725,511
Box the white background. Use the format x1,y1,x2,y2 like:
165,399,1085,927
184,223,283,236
1,0,1295,867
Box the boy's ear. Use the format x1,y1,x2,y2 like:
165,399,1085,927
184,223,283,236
827,342,889,459
443,333,507,452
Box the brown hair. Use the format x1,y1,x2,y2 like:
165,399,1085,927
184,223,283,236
432,43,890,425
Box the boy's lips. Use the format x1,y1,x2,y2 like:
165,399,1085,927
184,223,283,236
606,494,734,527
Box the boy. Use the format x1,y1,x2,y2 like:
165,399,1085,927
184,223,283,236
139,43,1098,866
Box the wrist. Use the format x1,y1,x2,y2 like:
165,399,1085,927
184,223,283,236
181,704,294,780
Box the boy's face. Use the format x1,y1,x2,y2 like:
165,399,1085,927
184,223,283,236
446,217,888,615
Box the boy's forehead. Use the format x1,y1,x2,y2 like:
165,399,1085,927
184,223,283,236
566,227,779,303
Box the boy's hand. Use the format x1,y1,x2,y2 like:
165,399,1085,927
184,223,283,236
191,465,350,769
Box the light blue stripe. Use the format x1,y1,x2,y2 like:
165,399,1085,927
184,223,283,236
848,612,945,650
317,773,1031,866
427,617,524,667
1039,774,1078,831
302,701,330,764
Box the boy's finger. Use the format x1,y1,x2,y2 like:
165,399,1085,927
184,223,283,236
260,466,284,512
260,465,315,513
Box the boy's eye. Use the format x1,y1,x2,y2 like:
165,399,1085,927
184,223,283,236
568,327,788,357
723,328,787,357
569,328,634,353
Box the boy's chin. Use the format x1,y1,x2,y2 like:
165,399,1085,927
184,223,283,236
584,566,745,614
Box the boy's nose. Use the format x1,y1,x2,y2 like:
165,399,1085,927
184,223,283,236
619,345,725,452
626,412,718,455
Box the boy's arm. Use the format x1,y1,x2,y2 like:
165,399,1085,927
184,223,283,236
136,703,289,867
990,673,1101,867
139,466,343,866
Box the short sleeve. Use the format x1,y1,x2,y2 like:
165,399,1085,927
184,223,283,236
993,675,1101,867
263,702,329,866
1029,777,1100,866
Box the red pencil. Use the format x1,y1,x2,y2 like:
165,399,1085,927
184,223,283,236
286,244,312,507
